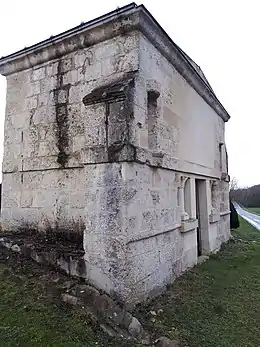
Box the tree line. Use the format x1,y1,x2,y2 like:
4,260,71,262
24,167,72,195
230,179,260,207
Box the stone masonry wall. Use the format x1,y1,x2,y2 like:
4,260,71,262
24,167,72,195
1,25,230,305
2,31,139,234
84,162,175,300
83,161,198,303
96,33,230,303
130,34,228,178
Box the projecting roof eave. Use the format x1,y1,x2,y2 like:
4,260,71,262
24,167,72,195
0,3,230,122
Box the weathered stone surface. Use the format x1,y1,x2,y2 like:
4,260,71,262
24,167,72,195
155,336,181,347
0,5,230,307
128,317,144,338
61,293,78,306
197,255,210,265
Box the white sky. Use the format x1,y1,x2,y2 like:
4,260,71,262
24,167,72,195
0,0,259,188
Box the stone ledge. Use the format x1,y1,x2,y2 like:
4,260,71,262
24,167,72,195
180,219,198,233
0,234,114,296
0,235,86,277
127,223,181,244
0,235,150,343
209,212,220,223
135,147,220,178
220,210,231,217
0,235,185,346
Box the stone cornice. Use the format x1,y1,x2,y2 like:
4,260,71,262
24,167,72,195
0,3,230,122
0,4,140,76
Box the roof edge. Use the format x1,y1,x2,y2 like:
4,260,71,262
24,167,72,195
0,3,139,76
0,3,230,122
0,3,138,63
138,6,230,122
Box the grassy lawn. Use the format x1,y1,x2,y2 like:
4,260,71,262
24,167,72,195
248,207,260,215
0,272,102,347
136,218,260,347
0,251,136,347
1,217,260,347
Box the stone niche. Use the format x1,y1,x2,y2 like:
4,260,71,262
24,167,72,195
82,72,136,164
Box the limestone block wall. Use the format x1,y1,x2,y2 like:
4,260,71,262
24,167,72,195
207,177,230,252
132,33,230,254
130,34,228,178
2,31,139,234
1,169,86,237
0,8,230,305
83,161,198,303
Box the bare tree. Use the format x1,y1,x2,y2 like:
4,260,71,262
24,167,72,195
230,182,260,207
230,177,238,191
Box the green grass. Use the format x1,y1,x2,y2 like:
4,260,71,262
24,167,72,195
136,218,260,347
1,218,260,347
247,207,260,216
0,262,135,347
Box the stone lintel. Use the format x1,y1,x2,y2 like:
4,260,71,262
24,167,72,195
82,73,135,106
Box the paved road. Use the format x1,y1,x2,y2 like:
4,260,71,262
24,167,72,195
234,202,260,231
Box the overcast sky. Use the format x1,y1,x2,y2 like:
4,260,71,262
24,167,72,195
0,0,258,188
